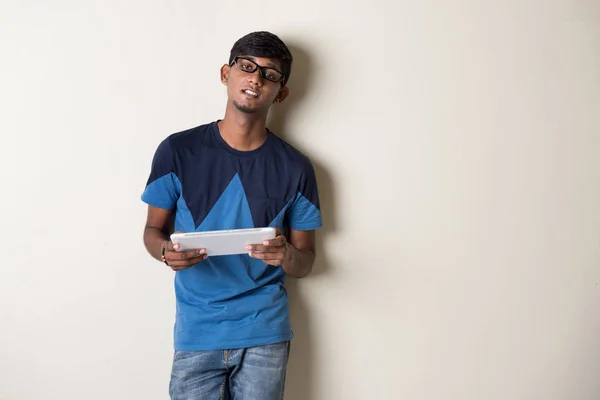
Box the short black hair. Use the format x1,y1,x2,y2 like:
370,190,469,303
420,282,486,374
228,31,293,86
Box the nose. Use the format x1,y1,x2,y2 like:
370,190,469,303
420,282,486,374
248,69,263,87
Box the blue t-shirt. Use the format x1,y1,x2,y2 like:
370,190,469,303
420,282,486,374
141,121,322,351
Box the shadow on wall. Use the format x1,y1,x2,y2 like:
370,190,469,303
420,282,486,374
268,42,337,400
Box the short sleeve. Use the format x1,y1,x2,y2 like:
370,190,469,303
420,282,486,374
288,160,323,230
141,137,180,209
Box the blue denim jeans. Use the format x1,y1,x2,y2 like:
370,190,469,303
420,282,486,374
169,341,290,400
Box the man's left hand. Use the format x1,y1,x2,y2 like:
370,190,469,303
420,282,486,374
246,229,291,266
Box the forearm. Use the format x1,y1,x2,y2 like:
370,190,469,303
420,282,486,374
282,244,316,278
144,226,170,262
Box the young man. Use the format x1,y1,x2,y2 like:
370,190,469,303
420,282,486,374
141,31,322,400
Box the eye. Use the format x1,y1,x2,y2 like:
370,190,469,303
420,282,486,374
238,60,255,71
264,70,281,81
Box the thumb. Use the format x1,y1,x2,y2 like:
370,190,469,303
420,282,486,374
166,233,183,251
171,231,184,250
164,240,177,251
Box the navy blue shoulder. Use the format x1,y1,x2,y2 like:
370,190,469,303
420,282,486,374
266,132,320,209
268,133,312,170
166,123,217,152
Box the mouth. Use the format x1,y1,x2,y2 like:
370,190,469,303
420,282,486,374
242,89,260,98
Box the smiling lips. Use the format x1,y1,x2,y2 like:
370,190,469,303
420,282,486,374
243,89,259,98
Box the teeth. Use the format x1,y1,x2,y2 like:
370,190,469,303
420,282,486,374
244,90,258,97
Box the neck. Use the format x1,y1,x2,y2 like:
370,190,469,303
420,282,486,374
217,106,269,151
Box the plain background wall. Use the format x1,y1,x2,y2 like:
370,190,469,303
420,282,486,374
1,1,598,399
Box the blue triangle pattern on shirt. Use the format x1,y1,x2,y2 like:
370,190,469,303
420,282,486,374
196,173,255,231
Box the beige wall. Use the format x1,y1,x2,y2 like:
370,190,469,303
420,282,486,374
1,1,598,399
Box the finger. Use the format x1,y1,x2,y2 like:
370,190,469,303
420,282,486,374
246,245,283,254
263,235,286,247
170,261,204,271
164,252,204,267
259,256,284,265
166,248,206,261
246,244,275,253
248,251,283,266
170,262,197,271
168,254,208,269
246,241,285,253
248,250,284,261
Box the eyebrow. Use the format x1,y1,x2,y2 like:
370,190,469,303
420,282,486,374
245,56,281,70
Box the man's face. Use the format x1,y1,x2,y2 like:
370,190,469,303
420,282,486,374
221,56,289,114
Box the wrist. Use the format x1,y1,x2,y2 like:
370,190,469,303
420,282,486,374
159,240,169,262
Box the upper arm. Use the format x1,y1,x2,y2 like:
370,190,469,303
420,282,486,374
145,205,175,234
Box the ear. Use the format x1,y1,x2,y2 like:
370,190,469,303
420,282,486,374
220,64,230,85
273,86,290,104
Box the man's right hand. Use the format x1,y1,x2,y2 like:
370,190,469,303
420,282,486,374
144,206,207,271
162,239,207,271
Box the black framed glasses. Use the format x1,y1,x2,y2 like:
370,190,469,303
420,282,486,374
231,56,285,84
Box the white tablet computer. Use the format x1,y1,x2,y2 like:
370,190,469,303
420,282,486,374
170,227,277,257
